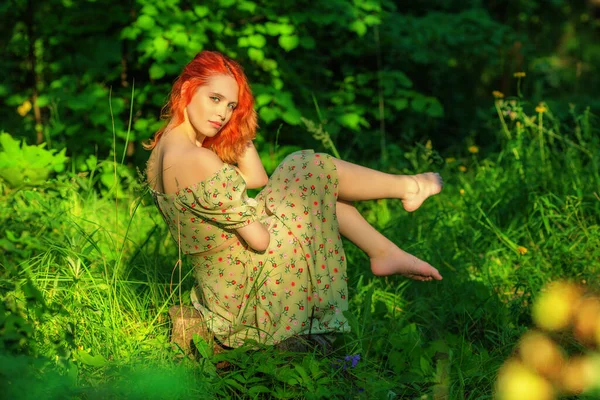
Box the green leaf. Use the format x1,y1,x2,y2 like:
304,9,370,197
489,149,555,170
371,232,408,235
75,349,107,367
427,99,444,117
172,32,189,47
247,34,266,48
36,95,49,107
264,22,280,35
350,20,367,36
149,64,165,80
153,36,169,58
255,93,272,107
281,108,301,125
411,96,427,112
259,107,279,124
278,35,299,51
248,48,264,62
219,0,236,7
389,98,408,111
193,5,209,18
337,113,361,130
279,23,294,35
137,15,155,30
239,1,256,13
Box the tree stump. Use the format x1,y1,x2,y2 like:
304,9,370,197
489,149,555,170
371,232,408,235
168,305,223,358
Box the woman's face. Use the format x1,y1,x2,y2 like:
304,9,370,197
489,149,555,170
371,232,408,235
186,74,239,139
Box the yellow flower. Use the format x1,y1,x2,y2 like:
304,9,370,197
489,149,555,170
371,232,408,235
535,104,547,113
532,281,581,331
495,359,554,400
517,246,528,255
458,165,467,172
17,100,32,116
425,139,432,150
459,189,465,195
468,145,479,154
513,72,526,78
445,157,456,163
492,91,504,99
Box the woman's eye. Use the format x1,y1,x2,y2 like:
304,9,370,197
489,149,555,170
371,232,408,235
228,104,236,110
210,97,220,103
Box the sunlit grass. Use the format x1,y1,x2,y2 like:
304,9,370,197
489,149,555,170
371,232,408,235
1,97,599,398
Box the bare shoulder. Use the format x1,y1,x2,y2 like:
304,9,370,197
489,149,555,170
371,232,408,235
164,146,225,184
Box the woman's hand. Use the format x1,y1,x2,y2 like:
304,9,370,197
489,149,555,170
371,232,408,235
236,141,268,189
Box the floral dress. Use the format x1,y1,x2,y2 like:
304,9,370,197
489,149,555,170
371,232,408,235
151,150,350,347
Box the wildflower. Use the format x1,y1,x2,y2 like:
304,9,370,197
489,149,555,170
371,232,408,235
445,157,456,163
425,140,432,150
459,189,465,195
344,354,361,368
492,91,504,99
458,165,467,172
17,100,32,116
517,246,528,255
513,72,526,78
532,281,581,331
468,145,479,154
535,104,547,114
496,359,554,400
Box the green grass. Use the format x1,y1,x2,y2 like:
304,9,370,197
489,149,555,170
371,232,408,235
1,99,599,399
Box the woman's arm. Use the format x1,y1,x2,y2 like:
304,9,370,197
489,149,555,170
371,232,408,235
236,141,268,189
236,221,270,252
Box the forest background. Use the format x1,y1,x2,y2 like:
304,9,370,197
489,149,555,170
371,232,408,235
1,0,600,399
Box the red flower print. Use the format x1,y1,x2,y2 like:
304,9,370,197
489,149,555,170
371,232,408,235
334,268,339,273
321,264,325,269
308,173,313,177
297,224,302,229
313,201,318,206
191,218,195,222
291,282,296,287
285,306,289,311
286,326,291,331
311,185,315,190
305,254,310,259
181,207,186,211
300,306,305,310
191,203,196,208
325,284,330,289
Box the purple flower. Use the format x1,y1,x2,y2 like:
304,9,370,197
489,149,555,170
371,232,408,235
344,354,361,368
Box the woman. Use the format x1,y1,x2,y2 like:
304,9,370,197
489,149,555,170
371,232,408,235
146,51,443,348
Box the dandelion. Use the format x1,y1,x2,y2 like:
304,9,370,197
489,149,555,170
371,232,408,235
425,140,432,150
513,72,526,78
492,91,504,99
517,246,528,255
468,145,479,154
445,157,456,163
459,189,465,195
458,165,467,172
535,104,547,114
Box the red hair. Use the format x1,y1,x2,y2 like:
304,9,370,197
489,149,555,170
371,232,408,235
144,51,257,164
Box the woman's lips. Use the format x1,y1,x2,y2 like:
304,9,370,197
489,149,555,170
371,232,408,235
209,120,222,129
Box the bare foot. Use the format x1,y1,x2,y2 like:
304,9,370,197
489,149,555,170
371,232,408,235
370,245,443,281
401,173,443,212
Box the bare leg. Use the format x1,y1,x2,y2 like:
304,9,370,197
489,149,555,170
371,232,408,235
332,158,443,212
336,200,442,281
